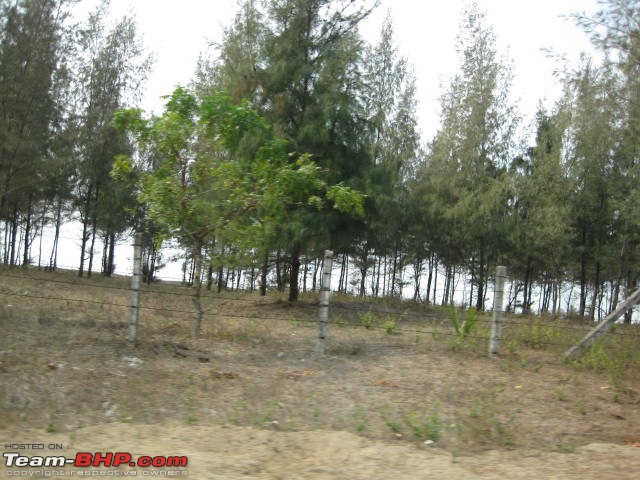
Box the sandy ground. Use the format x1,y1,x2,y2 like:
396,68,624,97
2,423,640,479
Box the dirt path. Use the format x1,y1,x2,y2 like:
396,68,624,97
3,423,640,479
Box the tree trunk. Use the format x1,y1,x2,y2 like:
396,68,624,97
312,256,320,291
87,214,98,278
302,257,308,293
522,256,532,314
468,255,475,308
106,232,116,276
442,264,450,306
37,201,48,269
78,184,93,277
49,198,62,271
341,254,349,293
425,253,434,304
623,271,636,324
9,206,18,267
374,255,382,297
610,278,620,314
413,256,422,302
475,238,486,311
3,220,9,264
288,243,301,302
579,230,588,318
253,262,259,292
541,277,551,313
552,279,560,315
147,245,157,284
391,244,399,297
101,233,109,274
217,265,224,293
22,196,33,267
191,237,204,336
206,264,214,290
260,252,269,296
589,261,601,321
450,267,456,305
224,267,231,290
275,249,283,292
359,241,369,297
432,257,438,304
382,255,388,296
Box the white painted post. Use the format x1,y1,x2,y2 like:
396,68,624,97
315,250,334,356
128,232,143,344
489,266,507,358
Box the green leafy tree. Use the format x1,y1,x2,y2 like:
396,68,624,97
203,0,377,301
115,87,363,335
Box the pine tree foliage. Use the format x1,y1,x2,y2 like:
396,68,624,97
72,2,151,277
0,0,74,266
417,4,519,309
201,0,378,300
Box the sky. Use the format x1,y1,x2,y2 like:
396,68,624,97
95,0,600,143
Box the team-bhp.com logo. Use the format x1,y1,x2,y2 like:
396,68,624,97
4,451,188,468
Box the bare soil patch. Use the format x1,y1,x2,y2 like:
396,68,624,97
1,267,639,477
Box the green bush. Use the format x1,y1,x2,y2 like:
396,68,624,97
383,319,397,335
359,311,376,329
448,306,479,350
404,409,442,442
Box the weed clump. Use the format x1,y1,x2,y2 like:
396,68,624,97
448,306,479,350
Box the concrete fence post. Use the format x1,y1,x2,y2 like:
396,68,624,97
489,266,507,358
128,232,143,344
315,250,334,357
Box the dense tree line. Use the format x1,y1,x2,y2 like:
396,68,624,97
1,0,639,322
0,0,150,275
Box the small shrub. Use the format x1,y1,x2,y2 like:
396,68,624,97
380,405,402,435
46,420,56,433
383,319,397,335
448,306,479,350
351,408,368,433
523,319,561,349
359,311,376,329
554,441,576,454
450,306,478,337
462,388,515,448
554,387,567,402
334,315,346,328
404,409,442,442
576,344,628,399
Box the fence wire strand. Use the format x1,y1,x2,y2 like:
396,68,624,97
1,269,639,350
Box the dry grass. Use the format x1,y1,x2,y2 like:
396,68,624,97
1,266,639,454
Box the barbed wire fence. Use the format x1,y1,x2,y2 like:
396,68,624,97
1,250,639,361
